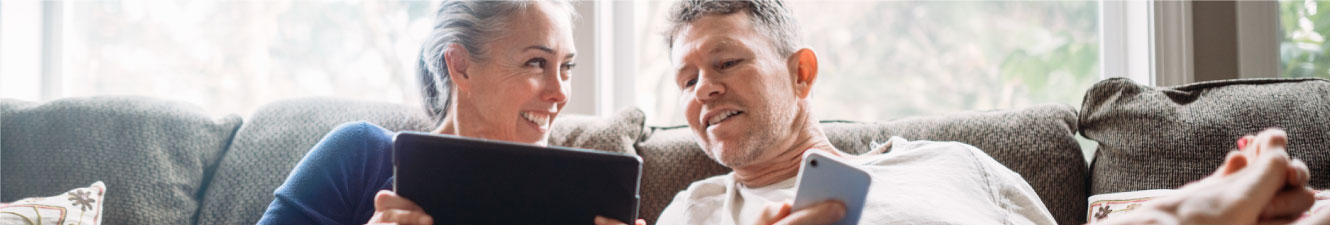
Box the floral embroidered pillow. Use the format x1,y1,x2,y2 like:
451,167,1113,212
0,181,106,225
1087,189,1330,224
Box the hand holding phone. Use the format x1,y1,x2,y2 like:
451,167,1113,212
791,151,871,225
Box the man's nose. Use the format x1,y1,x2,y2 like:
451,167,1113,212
693,73,724,102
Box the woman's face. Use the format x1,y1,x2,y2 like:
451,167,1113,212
453,2,576,146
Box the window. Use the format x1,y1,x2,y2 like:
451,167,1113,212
8,0,1110,161
1280,0,1330,78
633,1,1101,126
4,1,437,116
1,1,611,117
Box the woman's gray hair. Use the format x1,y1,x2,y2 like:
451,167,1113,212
417,0,575,126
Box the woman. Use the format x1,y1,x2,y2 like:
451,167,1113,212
258,1,579,224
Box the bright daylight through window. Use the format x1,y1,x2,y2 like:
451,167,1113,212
4,0,1327,124
22,1,437,116
634,1,1100,126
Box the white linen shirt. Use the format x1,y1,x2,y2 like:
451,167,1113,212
655,137,1056,225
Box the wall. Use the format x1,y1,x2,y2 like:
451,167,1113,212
1192,1,1240,82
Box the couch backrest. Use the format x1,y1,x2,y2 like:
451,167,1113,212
194,97,645,225
3,96,1087,225
194,97,434,225
1,96,243,225
635,104,1087,225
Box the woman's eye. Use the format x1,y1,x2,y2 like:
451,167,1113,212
525,58,547,68
561,62,576,71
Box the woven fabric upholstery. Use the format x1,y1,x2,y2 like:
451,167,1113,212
195,97,435,225
635,126,732,225
5,96,1086,225
637,104,1087,225
548,108,647,154
1,96,242,225
195,97,645,225
1081,78,1330,196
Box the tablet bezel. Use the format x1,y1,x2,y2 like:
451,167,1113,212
391,131,642,223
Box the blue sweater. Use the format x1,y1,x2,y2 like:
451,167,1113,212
258,122,396,225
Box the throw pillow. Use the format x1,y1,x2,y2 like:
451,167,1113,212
1,96,242,224
1087,189,1330,224
1080,78,1330,195
0,181,107,225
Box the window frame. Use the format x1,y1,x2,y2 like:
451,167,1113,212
593,1,638,117
0,1,63,101
1100,0,1156,85
1235,1,1281,79
1099,0,1282,88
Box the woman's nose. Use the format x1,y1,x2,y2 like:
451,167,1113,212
541,71,568,104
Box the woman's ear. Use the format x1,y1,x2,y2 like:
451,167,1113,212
786,48,819,99
444,44,472,92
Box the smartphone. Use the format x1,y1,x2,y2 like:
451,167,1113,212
791,150,872,225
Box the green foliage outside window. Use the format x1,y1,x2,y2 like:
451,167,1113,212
1281,0,1330,79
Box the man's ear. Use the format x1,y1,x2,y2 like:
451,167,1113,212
786,48,819,99
444,44,472,92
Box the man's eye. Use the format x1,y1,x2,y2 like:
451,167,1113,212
718,59,742,70
525,58,547,68
684,78,698,88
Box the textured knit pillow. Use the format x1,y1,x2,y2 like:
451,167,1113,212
1,96,242,225
1080,78,1330,195
0,181,107,225
635,126,732,225
548,108,646,154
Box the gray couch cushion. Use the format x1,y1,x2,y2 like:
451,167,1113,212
195,97,434,225
636,104,1087,225
548,108,647,154
635,126,732,225
1080,78,1330,195
1,96,242,225
196,97,645,225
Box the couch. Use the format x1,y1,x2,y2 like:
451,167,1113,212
3,78,1327,225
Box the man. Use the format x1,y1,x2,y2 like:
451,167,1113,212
648,1,1324,225
653,1,1055,224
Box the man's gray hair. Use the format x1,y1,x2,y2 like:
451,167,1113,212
665,0,802,57
417,0,575,126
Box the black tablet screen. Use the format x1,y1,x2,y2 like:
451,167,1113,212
392,131,642,224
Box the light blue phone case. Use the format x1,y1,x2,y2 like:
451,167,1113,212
791,151,871,225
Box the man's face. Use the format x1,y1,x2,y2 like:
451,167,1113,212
670,12,801,168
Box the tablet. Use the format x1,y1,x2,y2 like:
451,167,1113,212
392,131,642,224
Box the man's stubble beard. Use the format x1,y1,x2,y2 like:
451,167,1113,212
710,104,794,169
